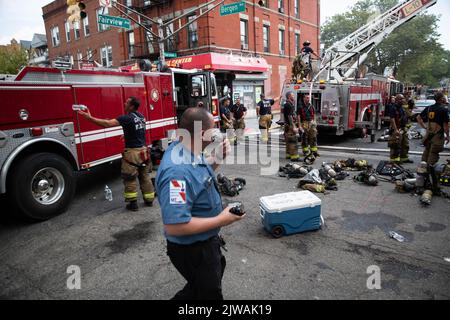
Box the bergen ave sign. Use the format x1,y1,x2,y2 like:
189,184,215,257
98,14,131,29
220,1,246,16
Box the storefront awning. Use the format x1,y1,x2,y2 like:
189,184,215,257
166,52,268,73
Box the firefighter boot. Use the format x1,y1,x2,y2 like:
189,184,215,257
126,200,139,212
429,166,441,196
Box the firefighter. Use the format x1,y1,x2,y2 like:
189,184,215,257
256,93,278,143
417,92,450,193
283,91,300,161
297,94,319,158
219,97,233,131
388,94,411,164
230,97,247,144
78,97,155,211
155,107,244,300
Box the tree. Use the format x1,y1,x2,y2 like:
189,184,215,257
321,0,450,87
0,45,28,74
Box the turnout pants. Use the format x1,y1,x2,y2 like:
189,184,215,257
233,118,246,140
284,124,299,159
259,114,272,142
167,236,226,300
121,147,155,202
301,121,318,155
388,130,409,162
422,132,445,166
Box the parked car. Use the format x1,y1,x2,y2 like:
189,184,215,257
412,99,435,121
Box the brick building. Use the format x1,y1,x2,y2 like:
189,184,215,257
42,0,320,110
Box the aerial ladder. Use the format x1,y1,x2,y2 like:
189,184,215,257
315,0,437,83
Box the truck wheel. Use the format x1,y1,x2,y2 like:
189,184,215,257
271,226,284,238
8,152,76,221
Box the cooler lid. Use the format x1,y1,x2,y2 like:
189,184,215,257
260,191,321,213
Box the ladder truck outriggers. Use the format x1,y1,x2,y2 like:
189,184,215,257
282,0,437,142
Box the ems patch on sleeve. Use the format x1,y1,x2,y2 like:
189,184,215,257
170,180,187,204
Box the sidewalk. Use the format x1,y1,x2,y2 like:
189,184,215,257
242,111,282,136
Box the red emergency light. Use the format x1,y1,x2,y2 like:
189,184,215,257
31,128,43,137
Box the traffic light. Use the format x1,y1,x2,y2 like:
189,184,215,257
67,0,86,25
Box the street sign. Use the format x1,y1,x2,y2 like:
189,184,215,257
52,60,72,70
99,0,112,8
97,14,131,29
164,52,178,58
220,1,246,16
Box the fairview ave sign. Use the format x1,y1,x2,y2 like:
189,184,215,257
97,14,131,29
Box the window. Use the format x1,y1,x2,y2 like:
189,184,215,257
295,33,301,55
128,31,135,59
51,26,60,47
65,21,71,42
97,7,110,32
146,31,155,54
278,0,284,13
87,49,93,62
69,55,74,66
74,21,81,40
263,25,270,53
191,74,207,97
279,29,285,55
187,15,198,48
165,22,175,51
294,0,299,17
83,15,90,36
77,52,83,68
240,19,248,50
101,45,113,67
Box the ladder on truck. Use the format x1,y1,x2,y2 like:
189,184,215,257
317,0,437,83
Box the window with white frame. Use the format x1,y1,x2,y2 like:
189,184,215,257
51,26,60,47
188,14,198,49
128,31,135,59
101,45,113,67
279,29,285,55
74,21,81,40
240,19,248,49
83,15,90,36
294,0,299,17
295,33,301,55
97,7,110,32
65,21,71,42
263,25,270,53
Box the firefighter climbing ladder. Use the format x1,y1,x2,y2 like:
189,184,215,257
316,0,438,83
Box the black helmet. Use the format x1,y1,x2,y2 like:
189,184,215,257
303,40,311,46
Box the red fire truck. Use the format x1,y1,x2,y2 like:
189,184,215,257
0,66,218,220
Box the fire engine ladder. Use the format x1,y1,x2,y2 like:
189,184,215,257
316,0,437,83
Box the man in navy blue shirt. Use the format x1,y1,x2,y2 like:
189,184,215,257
156,107,244,300
78,97,154,211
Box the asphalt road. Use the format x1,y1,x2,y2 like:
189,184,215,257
0,124,449,300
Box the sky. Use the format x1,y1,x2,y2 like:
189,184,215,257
0,0,449,49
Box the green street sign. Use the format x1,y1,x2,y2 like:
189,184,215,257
164,52,178,58
98,14,131,29
220,1,246,16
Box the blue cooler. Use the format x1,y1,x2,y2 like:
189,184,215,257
260,191,322,238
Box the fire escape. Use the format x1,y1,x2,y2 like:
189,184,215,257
126,0,175,60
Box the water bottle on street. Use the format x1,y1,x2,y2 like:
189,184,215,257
104,185,113,202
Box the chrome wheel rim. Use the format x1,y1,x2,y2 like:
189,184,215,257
31,167,65,205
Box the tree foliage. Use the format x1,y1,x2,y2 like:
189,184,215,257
0,45,28,74
321,0,450,87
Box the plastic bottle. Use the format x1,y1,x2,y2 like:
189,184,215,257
104,185,113,202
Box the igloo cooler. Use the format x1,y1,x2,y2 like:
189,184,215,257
260,191,322,238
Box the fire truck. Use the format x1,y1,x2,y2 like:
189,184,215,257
283,0,436,141
0,66,218,220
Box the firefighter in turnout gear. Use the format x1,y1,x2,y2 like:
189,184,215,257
388,94,411,164
297,94,319,158
78,97,155,211
417,92,450,193
256,93,278,143
283,91,300,161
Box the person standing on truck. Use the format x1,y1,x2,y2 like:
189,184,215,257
283,91,300,161
230,97,247,145
388,94,412,164
78,97,155,211
297,94,319,158
156,107,244,300
256,93,278,143
417,92,450,193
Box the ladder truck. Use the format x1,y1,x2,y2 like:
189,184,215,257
283,0,437,141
